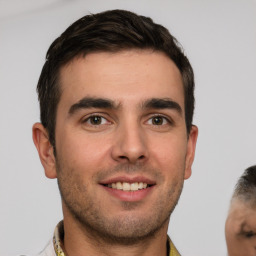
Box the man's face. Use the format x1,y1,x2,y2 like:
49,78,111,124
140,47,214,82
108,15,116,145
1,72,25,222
46,50,197,242
225,199,256,256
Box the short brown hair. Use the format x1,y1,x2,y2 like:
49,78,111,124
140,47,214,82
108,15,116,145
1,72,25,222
37,9,195,147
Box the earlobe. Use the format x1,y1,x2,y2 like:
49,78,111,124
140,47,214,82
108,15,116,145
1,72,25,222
32,122,57,179
184,125,198,180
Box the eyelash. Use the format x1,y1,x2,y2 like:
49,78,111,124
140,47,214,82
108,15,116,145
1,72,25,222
146,114,173,126
82,114,111,126
81,113,174,127
244,231,255,238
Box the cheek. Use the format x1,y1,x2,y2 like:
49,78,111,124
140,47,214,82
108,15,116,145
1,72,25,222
56,130,111,175
150,134,187,170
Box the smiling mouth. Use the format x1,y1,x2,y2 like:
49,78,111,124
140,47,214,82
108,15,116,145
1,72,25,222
102,182,153,191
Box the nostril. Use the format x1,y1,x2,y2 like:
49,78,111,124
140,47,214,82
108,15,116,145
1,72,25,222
117,155,145,162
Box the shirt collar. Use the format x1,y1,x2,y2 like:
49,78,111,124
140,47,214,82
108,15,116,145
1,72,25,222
53,221,65,256
53,221,181,256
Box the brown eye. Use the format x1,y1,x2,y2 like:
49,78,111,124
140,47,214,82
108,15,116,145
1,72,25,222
145,114,174,130
152,116,164,125
89,116,102,125
84,115,109,125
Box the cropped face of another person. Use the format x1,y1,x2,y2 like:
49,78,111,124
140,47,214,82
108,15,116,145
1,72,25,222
225,199,256,256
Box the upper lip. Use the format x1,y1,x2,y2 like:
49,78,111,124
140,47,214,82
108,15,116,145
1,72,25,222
99,176,156,185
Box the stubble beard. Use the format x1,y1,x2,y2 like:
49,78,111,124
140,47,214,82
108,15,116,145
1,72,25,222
56,159,184,245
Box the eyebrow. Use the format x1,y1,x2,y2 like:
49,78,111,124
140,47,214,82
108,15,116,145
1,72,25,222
69,97,117,115
68,97,182,116
142,98,182,114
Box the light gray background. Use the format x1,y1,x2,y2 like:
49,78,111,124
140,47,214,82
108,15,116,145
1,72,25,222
0,0,256,255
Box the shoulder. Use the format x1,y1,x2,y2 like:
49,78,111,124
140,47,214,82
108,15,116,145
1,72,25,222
35,240,55,256
168,238,181,256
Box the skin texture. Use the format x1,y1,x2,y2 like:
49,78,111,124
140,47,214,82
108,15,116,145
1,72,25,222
33,49,198,256
226,199,256,256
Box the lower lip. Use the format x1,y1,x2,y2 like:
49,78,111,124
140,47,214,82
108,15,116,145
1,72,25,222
101,185,155,202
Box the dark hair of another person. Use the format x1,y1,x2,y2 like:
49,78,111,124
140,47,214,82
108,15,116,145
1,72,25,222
233,165,256,206
37,9,195,148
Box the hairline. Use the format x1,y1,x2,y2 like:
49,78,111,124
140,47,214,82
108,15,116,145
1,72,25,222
230,165,256,209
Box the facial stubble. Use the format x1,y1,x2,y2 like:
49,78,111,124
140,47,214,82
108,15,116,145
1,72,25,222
56,159,184,245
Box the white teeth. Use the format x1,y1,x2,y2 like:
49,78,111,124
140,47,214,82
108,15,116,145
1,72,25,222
138,182,144,189
130,182,138,191
116,182,122,190
107,182,149,191
123,182,130,191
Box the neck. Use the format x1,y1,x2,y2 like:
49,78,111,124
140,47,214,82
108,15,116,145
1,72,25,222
62,213,169,256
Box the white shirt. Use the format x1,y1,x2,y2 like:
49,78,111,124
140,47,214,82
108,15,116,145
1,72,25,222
36,240,55,256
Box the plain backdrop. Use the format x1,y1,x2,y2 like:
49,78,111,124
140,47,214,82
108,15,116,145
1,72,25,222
0,0,256,255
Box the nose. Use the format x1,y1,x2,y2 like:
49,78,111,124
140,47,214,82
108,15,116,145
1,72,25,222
111,122,148,164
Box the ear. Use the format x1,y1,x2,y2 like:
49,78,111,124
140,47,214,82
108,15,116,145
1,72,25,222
184,125,198,180
32,122,57,179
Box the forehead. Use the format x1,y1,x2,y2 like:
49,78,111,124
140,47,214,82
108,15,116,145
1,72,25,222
58,49,184,109
228,200,256,227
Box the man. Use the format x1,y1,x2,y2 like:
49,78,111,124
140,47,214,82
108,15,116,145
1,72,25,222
32,9,198,256
225,165,256,256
